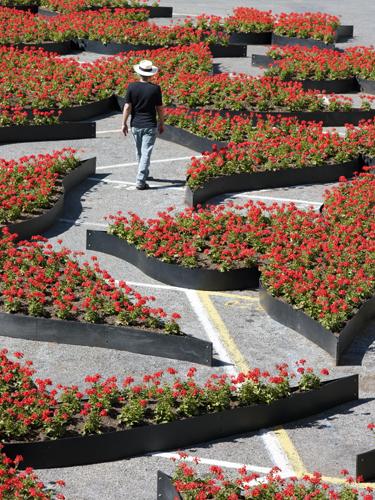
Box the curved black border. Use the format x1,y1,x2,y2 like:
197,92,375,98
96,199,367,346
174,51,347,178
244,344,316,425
356,449,375,481
4,3,38,11
4,157,96,240
37,5,173,18
259,283,375,364
0,122,96,144
57,96,118,121
251,53,274,68
185,158,362,207
162,124,227,153
5,40,79,54
229,31,272,45
86,230,260,291
335,25,354,42
357,78,375,95
79,39,247,57
0,309,212,366
271,33,336,50
2,375,358,469
157,472,181,500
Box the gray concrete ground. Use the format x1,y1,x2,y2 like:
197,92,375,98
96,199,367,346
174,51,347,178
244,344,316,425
0,1,374,498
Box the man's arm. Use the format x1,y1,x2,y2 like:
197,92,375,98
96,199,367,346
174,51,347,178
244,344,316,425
122,103,132,136
156,105,164,134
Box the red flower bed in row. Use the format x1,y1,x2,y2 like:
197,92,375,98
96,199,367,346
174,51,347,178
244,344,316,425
41,0,159,12
107,173,374,333
0,350,328,439
0,445,64,499
171,458,373,499
0,149,79,224
0,44,211,114
0,230,181,333
0,7,226,45
265,45,375,81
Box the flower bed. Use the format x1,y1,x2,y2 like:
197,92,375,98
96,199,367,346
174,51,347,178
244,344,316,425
87,201,267,290
273,12,341,45
161,73,375,126
40,0,172,17
259,174,375,361
183,115,362,203
0,44,211,121
0,445,64,499
0,151,96,239
159,462,372,499
0,107,96,143
0,351,358,468
0,231,213,364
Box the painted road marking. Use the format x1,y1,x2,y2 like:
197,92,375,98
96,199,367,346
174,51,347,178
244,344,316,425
96,129,122,134
58,218,107,228
232,193,322,206
96,155,199,171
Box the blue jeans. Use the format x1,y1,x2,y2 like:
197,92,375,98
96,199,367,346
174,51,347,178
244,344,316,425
131,127,157,185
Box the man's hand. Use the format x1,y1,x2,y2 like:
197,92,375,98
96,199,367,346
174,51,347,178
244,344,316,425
122,123,129,136
158,123,164,134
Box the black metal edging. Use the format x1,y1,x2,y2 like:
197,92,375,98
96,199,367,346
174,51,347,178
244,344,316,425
356,449,375,481
357,78,375,95
162,124,227,153
184,158,362,207
4,158,96,240
86,230,260,291
335,25,354,42
58,96,118,121
7,3,39,12
271,33,336,50
8,40,79,54
157,472,181,500
209,43,247,58
259,283,375,364
0,309,212,366
0,122,96,144
2,375,358,469
251,54,274,68
229,31,272,45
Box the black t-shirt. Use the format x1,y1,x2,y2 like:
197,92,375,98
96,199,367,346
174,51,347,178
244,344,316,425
124,82,163,128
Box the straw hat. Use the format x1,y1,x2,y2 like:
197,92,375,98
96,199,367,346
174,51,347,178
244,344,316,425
133,60,159,77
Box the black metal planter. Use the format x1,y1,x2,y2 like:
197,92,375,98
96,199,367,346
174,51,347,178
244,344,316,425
162,124,227,153
86,230,260,291
271,33,336,50
4,157,96,240
2,375,358,469
0,309,212,366
259,284,375,364
79,39,163,55
5,3,39,12
251,54,274,68
58,97,118,121
157,472,181,500
357,78,375,95
185,158,362,207
335,25,354,42
229,31,272,45
356,448,375,481
9,40,79,54
293,78,358,93
37,5,173,17
209,43,247,58
0,122,96,144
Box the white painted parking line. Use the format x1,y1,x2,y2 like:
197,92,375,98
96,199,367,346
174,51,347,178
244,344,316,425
58,218,107,228
96,155,198,171
261,431,295,477
87,176,185,190
121,280,188,293
96,129,122,134
232,194,322,206
150,452,272,474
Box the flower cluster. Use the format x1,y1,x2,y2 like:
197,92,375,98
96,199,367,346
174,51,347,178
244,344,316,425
274,11,340,43
172,459,373,499
0,43,211,113
0,149,80,223
185,115,358,190
265,45,375,83
0,106,61,127
41,0,158,13
107,202,269,271
0,350,327,439
261,173,375,331
0,0,39,6
161,73,357,112
0,6,150,44
0,445,65,499
0,230,181,333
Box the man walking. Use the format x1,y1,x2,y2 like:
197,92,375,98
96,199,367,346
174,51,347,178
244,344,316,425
122,60,165,190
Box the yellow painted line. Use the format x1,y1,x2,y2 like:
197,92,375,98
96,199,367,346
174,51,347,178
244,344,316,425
198,291,249,373
202,291,375,489
207,291,258,301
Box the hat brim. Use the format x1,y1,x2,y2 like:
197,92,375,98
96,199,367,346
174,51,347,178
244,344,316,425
134,64,158,76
